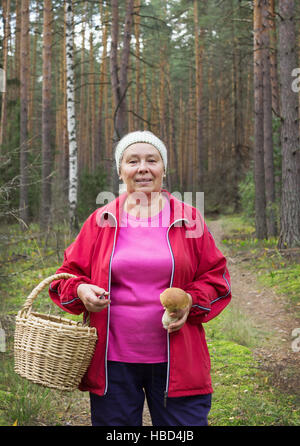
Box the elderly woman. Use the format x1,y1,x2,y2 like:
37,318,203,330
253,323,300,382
49,130,231,426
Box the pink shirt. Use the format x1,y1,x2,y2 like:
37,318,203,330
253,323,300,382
107,200,172,363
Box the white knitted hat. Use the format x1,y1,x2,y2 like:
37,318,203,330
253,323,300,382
114,130,167,174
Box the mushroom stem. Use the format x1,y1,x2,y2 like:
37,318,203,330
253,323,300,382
162,309,178,330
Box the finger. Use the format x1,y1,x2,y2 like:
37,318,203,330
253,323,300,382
91,296,111,307
168,313,188,333
97,292,110,300
86,292,110,307
90,286,109,297
168,324,182,333
169,310,183,318
168,319,183,332
87,298,110,312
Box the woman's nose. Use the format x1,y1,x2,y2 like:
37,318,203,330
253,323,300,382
137,160,149,171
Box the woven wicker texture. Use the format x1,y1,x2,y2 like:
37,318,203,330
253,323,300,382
14,273,98,391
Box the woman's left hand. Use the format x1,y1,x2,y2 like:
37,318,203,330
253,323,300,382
167,293,193,334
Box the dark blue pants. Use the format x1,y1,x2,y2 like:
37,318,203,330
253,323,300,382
90,361,211,426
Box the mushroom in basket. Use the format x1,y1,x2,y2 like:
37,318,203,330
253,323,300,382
160,287,190,330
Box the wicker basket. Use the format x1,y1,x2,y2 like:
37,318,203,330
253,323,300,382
14,273,98,391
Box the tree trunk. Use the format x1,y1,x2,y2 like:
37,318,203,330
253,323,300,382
28,1,39,141
89,31,96,172
110,0,134,141
40,0,53,229
253,0,267,239
110,0,120,140
262,0,277,237
268,0,280,117
14,0,21,83
119,0,134,137
96,4,108,167
134,0,141,129
142,62,148,129
0,0,10,149
231,0,244,213
178,88,184,190
19,0,30,228
110,0,134,195
79,20,86,173
65,0,79,230
277,0,300,248
166,64,178,189
193,0,204,193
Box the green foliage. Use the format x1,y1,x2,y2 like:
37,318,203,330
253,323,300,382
77,166,107,222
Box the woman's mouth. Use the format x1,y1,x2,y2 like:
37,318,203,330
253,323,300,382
135,178,153,183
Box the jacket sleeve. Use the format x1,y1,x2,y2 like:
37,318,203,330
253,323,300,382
48,211,98,315
184,223,231,324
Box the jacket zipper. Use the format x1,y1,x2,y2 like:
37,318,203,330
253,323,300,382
103,212,118,395
103,212,188,401
164,218,188,407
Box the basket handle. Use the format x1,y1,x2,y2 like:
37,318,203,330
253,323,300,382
21,273,77,316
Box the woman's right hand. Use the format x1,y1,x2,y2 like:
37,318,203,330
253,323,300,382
77,283,110,312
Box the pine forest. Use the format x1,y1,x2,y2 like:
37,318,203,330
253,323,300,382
1,0,300,246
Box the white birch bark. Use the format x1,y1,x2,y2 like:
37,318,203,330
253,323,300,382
65,0,78,228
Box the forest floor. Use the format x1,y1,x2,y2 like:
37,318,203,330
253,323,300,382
0,216,299,426
208,219,300,400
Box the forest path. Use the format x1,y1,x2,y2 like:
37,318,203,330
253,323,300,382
60,219,299,426
208,219,300,398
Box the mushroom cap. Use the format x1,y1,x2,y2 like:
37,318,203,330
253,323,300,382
160,287,190,312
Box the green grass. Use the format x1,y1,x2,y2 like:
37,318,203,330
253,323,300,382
0,357,54,426
205,310,300,426
0,217,299,426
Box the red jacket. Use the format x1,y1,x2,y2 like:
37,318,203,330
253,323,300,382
49,190,231,399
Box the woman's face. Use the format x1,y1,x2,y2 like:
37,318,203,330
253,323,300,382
119,143,165,195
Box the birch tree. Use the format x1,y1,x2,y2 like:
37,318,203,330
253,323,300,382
65,0,78,229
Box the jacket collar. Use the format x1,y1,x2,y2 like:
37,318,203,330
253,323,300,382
98,189,195,228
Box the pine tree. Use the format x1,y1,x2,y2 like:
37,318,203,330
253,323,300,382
253,0,267,239
40,0,53,229
277,0,300,248
19,0,30,227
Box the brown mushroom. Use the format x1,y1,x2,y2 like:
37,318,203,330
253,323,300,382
160,287,190,329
